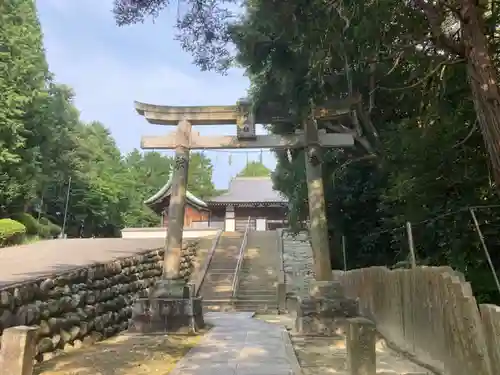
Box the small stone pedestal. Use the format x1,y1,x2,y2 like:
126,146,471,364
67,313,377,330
293,280,358,336
128,279,204,334
0,326,38,375
346,317,376,375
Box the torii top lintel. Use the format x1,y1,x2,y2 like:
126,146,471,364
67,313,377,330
134,96,358,126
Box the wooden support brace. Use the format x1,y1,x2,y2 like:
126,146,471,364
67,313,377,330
0,326,38,375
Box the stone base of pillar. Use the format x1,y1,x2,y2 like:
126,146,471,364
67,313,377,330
293,280,358,336
128,279,204,334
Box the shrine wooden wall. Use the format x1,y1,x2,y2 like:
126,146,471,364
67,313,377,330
162,206,209,227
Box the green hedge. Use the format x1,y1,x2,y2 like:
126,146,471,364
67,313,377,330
10,213,61,239
0,219,26,247
36,216,61,238
38,221,61,239
11,213,39,235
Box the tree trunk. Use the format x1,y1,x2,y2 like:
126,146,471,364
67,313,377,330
460,0,500,187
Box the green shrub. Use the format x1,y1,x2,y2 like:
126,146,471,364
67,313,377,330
11,213,39,235
0,219,26,247
38,217,50,226
38,217,61,239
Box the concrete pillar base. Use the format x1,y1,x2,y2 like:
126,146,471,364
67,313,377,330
128,279,204,334
293,280,358,336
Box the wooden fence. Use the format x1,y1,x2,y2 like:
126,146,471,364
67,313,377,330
338,266,500,375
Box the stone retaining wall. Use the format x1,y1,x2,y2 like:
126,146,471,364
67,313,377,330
0,240,199,363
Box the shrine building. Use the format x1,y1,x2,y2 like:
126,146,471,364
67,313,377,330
145,176,288,231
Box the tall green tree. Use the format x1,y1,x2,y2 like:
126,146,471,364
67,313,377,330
237,161,270,177
187,152,216,199
0,0,50,214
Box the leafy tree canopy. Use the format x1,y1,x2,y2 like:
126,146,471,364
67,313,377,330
237,161,271,177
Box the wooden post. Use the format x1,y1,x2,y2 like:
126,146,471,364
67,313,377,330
470,208,500,294
164,119,191,279
342,235,347,271
406,221,417,269
0,326,38,375
304,117,333,281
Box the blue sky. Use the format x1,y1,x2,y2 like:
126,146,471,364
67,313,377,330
35,0,276,189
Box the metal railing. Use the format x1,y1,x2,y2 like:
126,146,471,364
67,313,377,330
231,216,252,301
193,229,224,296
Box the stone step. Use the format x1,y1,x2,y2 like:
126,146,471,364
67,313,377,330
202,283,233,291
234,304,278,313
236,289,276,295
203,298,233,303
238,288,276,294
236,295,277,301
202,282,233,288
238,280,277,286
236,291,276,295
212,254,240,258
205,268,237,273
239,274,278,280
238,284,277,289
235,298,278,303
209,260,238,265
202,279,233,286
203,304,234,312
202,292,234,299
209,259,238,263
241,264,278,269
205,275,234,280
239,274,278,279
220,231,243,237
238,277,277,282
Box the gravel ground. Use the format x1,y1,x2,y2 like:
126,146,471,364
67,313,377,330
34,329,210,375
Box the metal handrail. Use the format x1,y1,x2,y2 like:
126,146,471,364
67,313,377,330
193,229,224,296
231,216,251,300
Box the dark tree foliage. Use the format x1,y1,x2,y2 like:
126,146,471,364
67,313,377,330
113,0,239,72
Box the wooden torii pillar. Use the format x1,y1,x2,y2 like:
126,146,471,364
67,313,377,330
136,98,356,283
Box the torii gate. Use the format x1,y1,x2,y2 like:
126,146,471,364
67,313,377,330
136,98,356,289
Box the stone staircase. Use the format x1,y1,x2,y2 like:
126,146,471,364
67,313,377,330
234,231,280,313
198,232,242,312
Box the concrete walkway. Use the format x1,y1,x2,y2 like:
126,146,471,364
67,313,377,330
170,312,300,375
